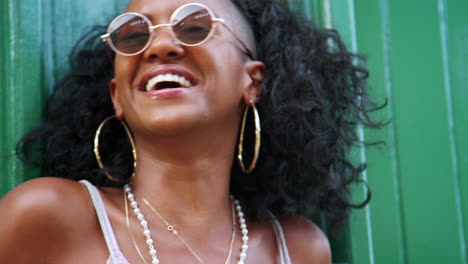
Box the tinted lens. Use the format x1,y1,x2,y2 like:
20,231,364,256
172,5,213,45
109,14,150,54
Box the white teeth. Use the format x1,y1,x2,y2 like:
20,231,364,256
145,74,192,91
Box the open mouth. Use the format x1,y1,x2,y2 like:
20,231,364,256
145,74,192,92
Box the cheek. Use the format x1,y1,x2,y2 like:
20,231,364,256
205,54,247,121
114,56,140,87
112,59,140,115
203,48,247,95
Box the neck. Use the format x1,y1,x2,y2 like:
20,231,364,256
129,129,238,231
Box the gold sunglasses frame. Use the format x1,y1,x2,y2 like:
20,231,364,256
100,3,254,59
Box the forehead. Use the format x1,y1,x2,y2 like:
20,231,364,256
125,0,237,20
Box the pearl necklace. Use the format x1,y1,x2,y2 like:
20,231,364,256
124,184,249,264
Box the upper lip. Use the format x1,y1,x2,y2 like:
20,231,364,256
138,65,198,91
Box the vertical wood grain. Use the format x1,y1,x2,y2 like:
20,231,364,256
326,0,375,263
386,0,463,263
442,0,468,261
0,0,43,196
354,0,407,263
438,0,467,261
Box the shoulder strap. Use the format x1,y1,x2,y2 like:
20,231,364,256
80,180,125,264
270,214,293,264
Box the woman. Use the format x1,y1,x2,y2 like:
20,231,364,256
0,0,379,263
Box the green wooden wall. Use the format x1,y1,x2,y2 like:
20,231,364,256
310,0,468,263
1,0,467,263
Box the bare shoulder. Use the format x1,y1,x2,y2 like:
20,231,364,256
0,177,94,262
278,214,331,264
0,177,89,218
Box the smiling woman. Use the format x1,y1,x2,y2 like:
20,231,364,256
0,0,381,263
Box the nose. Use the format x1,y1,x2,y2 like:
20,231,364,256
143,26,185,61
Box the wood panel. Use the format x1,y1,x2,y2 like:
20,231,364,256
323,0,468,263
387,1,464,263
293,0,468,263
353,0,406,263
0,0,44,196
444,0,468,262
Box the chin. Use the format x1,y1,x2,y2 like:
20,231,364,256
138,113,206,137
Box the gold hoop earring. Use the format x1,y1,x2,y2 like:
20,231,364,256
94,115,137,183
237,101,261,174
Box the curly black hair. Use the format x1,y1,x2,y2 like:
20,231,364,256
17,0,382,232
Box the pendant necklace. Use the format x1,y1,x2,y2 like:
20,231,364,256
124,184,249,264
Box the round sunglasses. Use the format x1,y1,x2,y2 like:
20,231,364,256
101,3,254,58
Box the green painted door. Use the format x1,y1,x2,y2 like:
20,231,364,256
314,0,468,263
1,0,467,263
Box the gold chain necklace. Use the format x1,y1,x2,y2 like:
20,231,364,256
124,189,236,264
141,196,236,264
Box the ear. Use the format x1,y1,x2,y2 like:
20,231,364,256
109,78,124,120
242,60,265,105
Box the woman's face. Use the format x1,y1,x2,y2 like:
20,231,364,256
109,0,264,139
